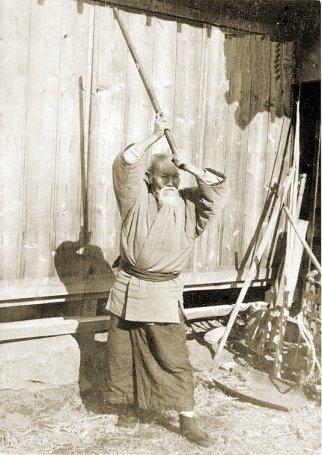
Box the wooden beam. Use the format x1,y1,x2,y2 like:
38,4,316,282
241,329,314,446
0,276,112,302
184,301,268,320
0,301,270,342
183,267,272,291
102,0,314,40
0,267,272,305
0,316,110,342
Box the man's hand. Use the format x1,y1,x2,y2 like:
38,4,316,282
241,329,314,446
172,148,188,169
153,112,171,138
123,113,171,164
173,150,208,179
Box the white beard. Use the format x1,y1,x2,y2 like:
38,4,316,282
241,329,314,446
158,187,180,208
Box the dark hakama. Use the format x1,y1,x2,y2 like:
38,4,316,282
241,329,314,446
105,314,195,412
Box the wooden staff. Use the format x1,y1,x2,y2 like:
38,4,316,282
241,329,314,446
113,7,177,155
79,76,89,245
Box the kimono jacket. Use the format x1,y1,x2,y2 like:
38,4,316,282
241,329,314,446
107,149,229,323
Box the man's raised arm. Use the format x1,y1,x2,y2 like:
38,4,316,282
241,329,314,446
173,149,226,186
123,113,170,164
112,113,170,219
176,148,229,238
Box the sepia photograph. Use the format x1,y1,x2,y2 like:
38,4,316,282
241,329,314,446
0,1,320,454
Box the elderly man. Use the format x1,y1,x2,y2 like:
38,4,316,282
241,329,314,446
105,113,228,447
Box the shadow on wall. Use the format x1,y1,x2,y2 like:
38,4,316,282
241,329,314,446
223,34,295,129
50,226,114,317
52,227,115,403
75,331,116,415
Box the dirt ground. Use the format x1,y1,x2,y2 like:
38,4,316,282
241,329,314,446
0,316,320,455
0,369,320,455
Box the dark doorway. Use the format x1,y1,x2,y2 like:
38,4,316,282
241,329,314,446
299,81,321,270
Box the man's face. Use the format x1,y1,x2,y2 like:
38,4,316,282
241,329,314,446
148,158,180,207
149,159,180,193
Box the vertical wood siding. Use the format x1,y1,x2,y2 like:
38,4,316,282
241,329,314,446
0,1,294,287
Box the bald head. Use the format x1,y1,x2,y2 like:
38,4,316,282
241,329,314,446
148,154,177,174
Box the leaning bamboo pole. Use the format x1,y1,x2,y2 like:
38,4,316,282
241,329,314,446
245,175,312,377
283,206,321,275
296,173,307,219
271,102,300,378
212,167,295,371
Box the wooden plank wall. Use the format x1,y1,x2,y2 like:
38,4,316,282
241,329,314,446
0,1,295,298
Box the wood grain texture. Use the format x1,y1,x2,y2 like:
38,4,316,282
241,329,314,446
0,0,31,281
21,0,63,280
0,2,296,305
52,0,90,264
194,27,228,273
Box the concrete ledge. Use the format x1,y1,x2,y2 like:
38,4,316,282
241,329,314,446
0,335,80,390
